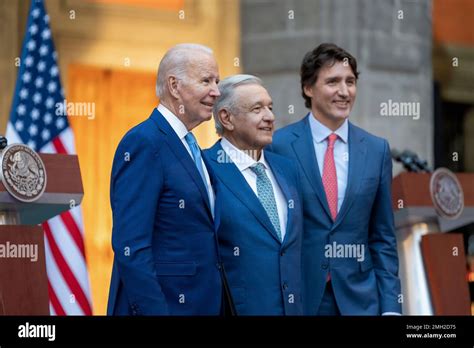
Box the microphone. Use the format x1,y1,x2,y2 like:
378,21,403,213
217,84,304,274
391,149,422,172
403,150,431,172
0,136,7,150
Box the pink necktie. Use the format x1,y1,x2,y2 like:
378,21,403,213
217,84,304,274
322,133,338,221
323,133,338,283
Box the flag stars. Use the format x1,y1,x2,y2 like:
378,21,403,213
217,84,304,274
37,61,46,72
12,6,72,154
22,72,32,83
39,45,48,56
17,104,26,116
33,92,42,104
56,117,66,129
41,29,51,40
29,24,38,35
50,66,58,77
27,40,36,51
45,97,54,109
44,113,53,124
47,81,57,93
25,56,34,67
32,108,40,120
35,77,44,88
15,120,24,131
19,88,29,99
27,140,36,149
41,129,50,140
28,124,38,136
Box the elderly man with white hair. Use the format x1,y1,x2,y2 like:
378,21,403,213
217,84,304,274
107,43,234,316
204,74,305,315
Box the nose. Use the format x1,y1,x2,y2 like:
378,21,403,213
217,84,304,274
210,81,221,97
263,107,275,122
338,83,349,98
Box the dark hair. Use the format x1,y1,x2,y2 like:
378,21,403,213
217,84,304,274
300,43,359,108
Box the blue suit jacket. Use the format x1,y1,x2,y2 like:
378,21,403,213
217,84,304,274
107,108,223,315
204,141,304,315
269,115,401,315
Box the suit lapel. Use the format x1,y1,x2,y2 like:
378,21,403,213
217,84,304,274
150,109,212,217
291,115,332,220
264,151,295,245
207,142,282,244
204,156,220,230
332,122,367,230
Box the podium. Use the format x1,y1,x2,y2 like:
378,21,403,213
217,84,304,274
392,172,473,315
0,153,83,315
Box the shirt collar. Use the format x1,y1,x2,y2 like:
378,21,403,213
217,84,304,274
157,104,189,140
220,137,268,173
309,112,348,144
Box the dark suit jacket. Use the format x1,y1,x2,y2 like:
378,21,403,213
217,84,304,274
270,115,402,315
107,108,225,315
204,141,304,315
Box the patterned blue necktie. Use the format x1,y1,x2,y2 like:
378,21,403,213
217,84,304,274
184,132,207,186
250,163,282,241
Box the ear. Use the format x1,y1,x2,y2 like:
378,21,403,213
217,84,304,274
167,75,180,99
303,84,314,99
218,109,234,132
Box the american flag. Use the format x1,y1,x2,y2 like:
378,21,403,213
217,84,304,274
7,0,93,315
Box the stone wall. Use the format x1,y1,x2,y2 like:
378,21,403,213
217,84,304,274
241,0,433,172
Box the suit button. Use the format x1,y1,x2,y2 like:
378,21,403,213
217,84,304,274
280,250,285,257
282,283,288,290
216,263,222,270
322,264,328,270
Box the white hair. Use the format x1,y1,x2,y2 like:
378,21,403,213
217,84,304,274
156,43,214,98
212,74,263,135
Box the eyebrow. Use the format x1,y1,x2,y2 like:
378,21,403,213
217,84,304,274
325,76,356,82
249,100,273,108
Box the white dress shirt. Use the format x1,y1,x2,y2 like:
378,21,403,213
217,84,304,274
157,104,215,214
220,137,288,241
309,114,349,212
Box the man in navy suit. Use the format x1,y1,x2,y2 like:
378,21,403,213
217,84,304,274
270,43,402,315
204,75,304,315
107,44,232,315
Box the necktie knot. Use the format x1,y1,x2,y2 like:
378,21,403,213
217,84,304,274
185,132,197,146
327,133,338,148
250,162,266,177
184,131,206,181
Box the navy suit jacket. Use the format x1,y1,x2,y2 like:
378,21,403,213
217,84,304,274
269,115,401,315
107,108,224,315
204,141,304,315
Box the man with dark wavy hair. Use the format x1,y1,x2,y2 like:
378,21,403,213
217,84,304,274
270,43,402,316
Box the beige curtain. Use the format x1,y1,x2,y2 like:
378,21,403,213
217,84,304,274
68,64,218,314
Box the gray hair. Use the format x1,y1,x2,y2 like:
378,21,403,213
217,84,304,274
156,43,213,98
213,74,263,135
